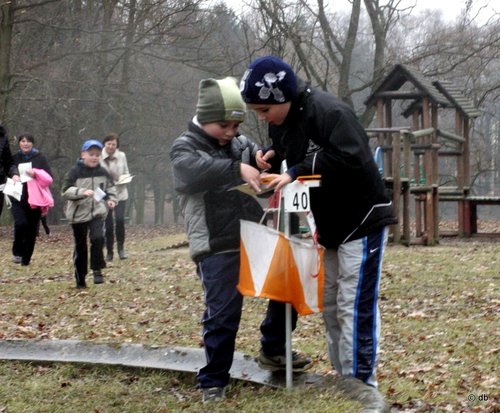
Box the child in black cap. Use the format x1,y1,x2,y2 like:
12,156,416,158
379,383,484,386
62,139,117,288
241,55,396,410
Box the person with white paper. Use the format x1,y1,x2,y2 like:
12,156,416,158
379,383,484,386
0,124,20,219
9,132,51,266
62,139,117,288
100,132,131,261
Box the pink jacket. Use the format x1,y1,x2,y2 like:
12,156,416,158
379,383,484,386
27,168,54,216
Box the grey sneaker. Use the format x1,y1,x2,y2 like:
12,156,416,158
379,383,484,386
258,349,313,372
93,271,104,284
12,255,22,264
202,386,226,403
118,249,128,260
337,376,390,413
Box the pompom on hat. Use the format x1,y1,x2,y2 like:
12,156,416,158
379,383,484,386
240,55,297,104
196,77,246,124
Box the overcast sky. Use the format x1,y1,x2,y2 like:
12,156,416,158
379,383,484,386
366,0,495,21
229,0,496,22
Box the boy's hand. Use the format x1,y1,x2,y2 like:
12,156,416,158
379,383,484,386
240,163,261,193
260,173,280,186
256,149,275,170
269,172,292,191
107,200,116,209
83,189,94,198
11,174,21,183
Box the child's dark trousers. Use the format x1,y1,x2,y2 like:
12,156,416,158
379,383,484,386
71,217,106,285
196,251,296,389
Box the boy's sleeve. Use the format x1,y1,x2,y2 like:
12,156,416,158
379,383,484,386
235,134,259,168
61,168,85,200
247,137,261,169
170,138,241,195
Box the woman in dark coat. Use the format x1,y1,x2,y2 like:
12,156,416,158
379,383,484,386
10,132,52,265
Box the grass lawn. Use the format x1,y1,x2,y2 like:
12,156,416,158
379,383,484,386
0,224,498,412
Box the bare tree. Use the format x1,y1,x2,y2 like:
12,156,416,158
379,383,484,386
1,0,498,225
242,0,408,124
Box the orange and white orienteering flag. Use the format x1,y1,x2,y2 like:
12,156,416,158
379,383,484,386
238,220,324,315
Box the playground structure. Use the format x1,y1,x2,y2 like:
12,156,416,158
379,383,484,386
365,64,499,245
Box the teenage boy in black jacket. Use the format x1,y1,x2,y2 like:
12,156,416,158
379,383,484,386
241,56,396,410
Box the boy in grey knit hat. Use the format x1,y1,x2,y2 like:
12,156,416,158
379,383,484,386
169,77,311,403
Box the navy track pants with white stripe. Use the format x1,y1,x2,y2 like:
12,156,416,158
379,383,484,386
322,227,387,387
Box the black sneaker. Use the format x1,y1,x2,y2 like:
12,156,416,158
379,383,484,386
93,271,104,284
105,253,113,262
258,349,313,372
202,386,226,403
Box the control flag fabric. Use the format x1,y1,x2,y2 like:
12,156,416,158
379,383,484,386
238,220,324,315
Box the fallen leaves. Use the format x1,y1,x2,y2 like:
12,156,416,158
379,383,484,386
0,224,499,412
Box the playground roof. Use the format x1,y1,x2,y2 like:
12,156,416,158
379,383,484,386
433,80,481,119
365,64,480,119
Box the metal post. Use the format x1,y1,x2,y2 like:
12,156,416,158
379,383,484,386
286,303,292,389
278,160,293,390
283,200,293,390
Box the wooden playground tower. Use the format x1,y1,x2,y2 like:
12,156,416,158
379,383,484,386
364,64,497,245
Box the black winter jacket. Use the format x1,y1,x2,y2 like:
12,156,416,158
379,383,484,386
170,121,263,263
268,79,397,248
0,129,18,185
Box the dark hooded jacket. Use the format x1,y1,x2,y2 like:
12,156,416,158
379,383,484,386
0,126,18,185
267,79,397,248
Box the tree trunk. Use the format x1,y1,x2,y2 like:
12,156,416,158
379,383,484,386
338,0,361,107
95,0,117,132
111,0,136,132
0,1,14,120
153,183,166,225
134,174,145,225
